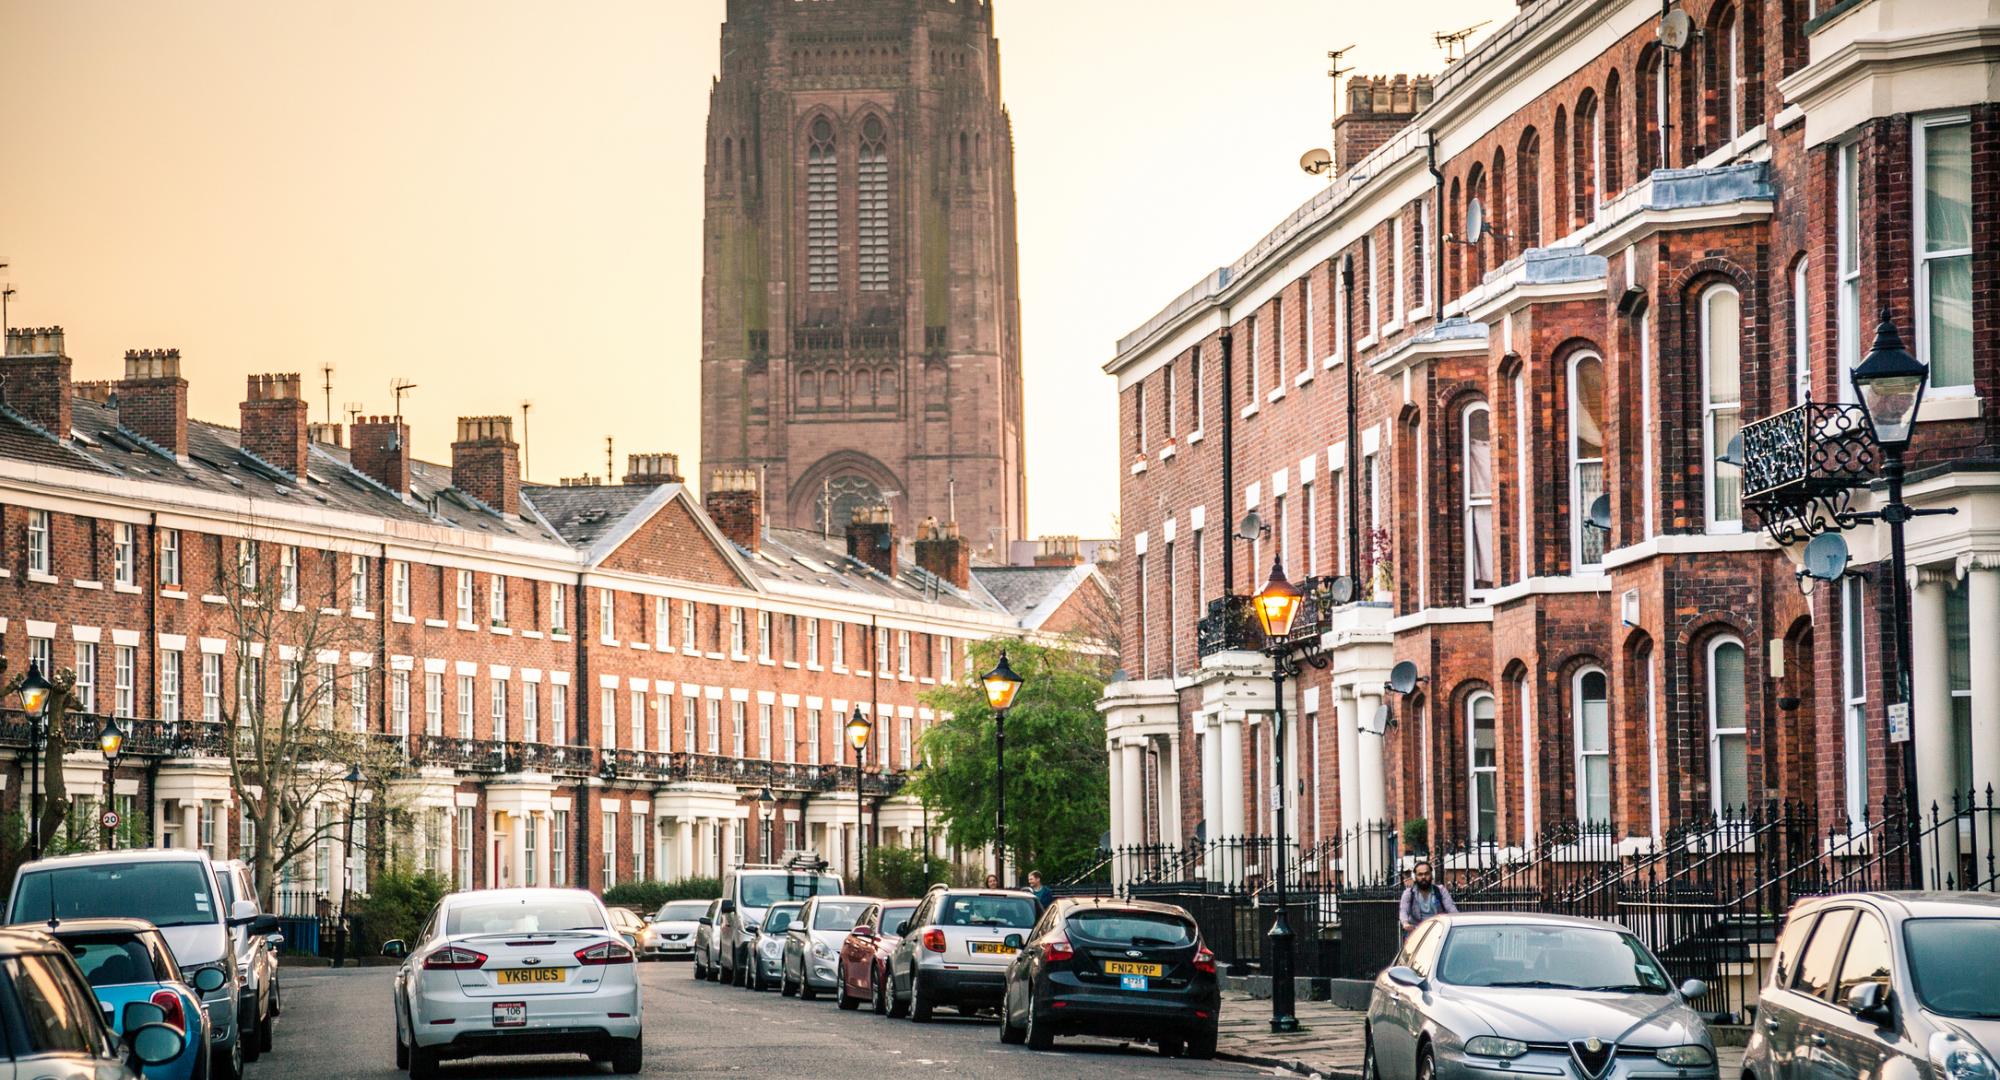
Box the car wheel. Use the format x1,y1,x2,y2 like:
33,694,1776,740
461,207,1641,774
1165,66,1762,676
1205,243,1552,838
241,1001,262,1063
873,972,888,1015
395,1026,409,1070
800,974,819,1001
780,964,796,997
837,977,861,1010
909,972,934,1022
1024,1000,1052,1050
1158,1036,1185,1057
887,970,910,1018
1363,1029,1380,1080
259,1008,276,1054
1419,1045,1437,1080
213,1025,244,1080
408,1044,441,1080
612,1037,643,1075
999,995,1026,1045
1186,1024,1218,1060
693,954,708,980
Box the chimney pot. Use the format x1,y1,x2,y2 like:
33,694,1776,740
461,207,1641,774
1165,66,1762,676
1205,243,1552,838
3,326,73,438
845,504,898,577
913,516,970,590
239,372,310,477
623,452,684,486
451,415,520,514
705,467,762,553
350,416,410,494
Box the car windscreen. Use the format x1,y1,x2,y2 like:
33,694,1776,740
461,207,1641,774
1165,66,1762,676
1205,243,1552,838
11,861,218,929
738,873,840,908
58,933,165,987
813,901,873,930
445,898,606,936
1436,924,1672,992
657,901,709,921
762,906,800,933
1904,917,2000,1018
880,905,918,934
939,895,1038,929
1066,910,1197,948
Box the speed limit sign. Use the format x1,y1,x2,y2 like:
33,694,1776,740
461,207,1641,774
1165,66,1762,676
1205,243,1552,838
100,809,119,830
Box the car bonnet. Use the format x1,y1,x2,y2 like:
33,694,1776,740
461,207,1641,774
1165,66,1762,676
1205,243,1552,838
1443,985,1706,1047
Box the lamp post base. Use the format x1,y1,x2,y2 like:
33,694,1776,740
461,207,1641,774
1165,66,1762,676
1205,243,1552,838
1268,909,1299,1033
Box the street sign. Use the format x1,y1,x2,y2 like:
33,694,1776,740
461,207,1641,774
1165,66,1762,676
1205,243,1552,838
100,810,119,830
1887,702,1911,743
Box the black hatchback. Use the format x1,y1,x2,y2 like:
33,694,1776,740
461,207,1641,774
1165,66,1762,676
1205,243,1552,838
998,897,1219,1057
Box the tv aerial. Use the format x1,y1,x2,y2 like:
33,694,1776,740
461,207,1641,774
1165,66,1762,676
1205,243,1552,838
1435,21,1489,64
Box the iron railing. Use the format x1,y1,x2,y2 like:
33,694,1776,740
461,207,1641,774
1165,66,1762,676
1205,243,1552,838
1740,400,1878,543
1194,574,1355,659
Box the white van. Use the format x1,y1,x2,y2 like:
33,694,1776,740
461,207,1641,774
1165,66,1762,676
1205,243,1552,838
714,853,841,987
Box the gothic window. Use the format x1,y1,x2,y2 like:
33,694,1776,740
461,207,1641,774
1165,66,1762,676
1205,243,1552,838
854,367,873,407
858,117,890,292
1466,164,1488,281
1463,401,1495,597
1575,89,1600,223
807,117,839,292
1707,636,1749,816
1573,667,1610,823
1603,70,1622,199
818,475,884,534
799,369,819,412
1701,284,1743,531
877,366,898,409
1568,352,1606,571
1468,692,1498,843
1636,49,1662,180
1517,127,1541,248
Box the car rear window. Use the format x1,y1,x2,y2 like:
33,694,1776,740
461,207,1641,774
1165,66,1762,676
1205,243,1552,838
939,895,1037,929
1067,911,1196,948
58,934,164,987
11,861,217,928
657,901,708,921
738,873,840,908
881,905,917,933
813,901,873,930
763,906,800,933
446,899,606,935
1904,917,2000,1018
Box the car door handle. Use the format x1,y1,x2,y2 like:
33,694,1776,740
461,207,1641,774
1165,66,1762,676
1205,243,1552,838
1809,1035,1829,1047
1765,1018,1782,1032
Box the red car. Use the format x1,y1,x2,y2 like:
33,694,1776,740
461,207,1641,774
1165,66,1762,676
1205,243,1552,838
836,899,920,1014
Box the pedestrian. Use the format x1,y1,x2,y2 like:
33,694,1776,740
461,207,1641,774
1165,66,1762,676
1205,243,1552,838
1398,859,1457,935
1028,869,1053,910
984,873,1001,889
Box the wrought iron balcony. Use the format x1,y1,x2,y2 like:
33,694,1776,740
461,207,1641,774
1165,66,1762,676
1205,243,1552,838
1741,401,1878,544
1195,574,1352,659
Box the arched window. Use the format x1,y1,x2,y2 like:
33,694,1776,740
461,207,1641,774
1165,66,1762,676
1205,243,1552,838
1516,127,1541,248
1463,402,1495,597
1573,667,1610,824
1575,90,1600,223
853,367,873,407
1792,258,1811,405
1466,164,1488,281
1568,353,1606,570
1701,284,1743,531
1552,107,1570,236
1636,48,1662,180
723,136,734,181
858,117,890,292
877,366,897,408
1448,177,1463,297
1468,692,1498,843
1707,636,1749,817
1603,70,1622,199
1717,5,1743,142
826,368,844,410
1490,148,1509,264
799,369,818,411
807,118,839,292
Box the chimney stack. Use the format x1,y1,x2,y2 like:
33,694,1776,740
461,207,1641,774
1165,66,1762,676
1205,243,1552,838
1033,535,1085,567
117,349,188,457
240,373,309,477
846,504,897,578
913,517,970,590
308,422,344,448
624,452,684,487
451,416,520,515
1333,74,1433,175
705,468,761,553
350,416,410,495
3,327,73,439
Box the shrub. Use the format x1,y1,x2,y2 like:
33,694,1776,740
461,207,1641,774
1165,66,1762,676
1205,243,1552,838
602,877,720,912
865,846,952,899
1402,818,1430,856
351,871,450,954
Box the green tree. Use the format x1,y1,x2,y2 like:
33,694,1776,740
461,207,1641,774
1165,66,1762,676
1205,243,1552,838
912,637,1109,881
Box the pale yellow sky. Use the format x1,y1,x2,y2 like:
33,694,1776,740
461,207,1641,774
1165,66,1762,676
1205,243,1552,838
0,0,1507,538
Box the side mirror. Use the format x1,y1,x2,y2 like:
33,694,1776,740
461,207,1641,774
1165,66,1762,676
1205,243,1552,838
719,899,736,914
1847,981,1890,1023
380,940,409,959
191,966,228,994
129,1022,188,1067
121,1000,167,1031
1385,965,1425,988
1003,933,1024,950
247,914,280,936
1679,978,1709,1001
895,921,911,936
698,916,712,926
228,898,260,926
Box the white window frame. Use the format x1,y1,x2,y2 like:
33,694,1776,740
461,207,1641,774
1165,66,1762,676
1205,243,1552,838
1463,401,1495,600
1792,259,1811,406
631,689,646,750
655,596,669,645
1707,636,1749,819
161,649,182,722
552,682,568,746
491,678,508,742
732,701,746,757
349,665,367,732
601,687,617,749
114,523,136,587
524,683,539,742
758,610,772,661
349,554,368,612
425,672,443,736
202,653,222,722
1913,113,1973,392
159,528,180,586
1837,140,1861,400
114,645,136,718
550,583,567,633
458,571,476,627
1574,666,1611,824
489,575,507,624
1468,691,1498,844
807,618,820,666
1568,353,1606,572
808,708,822,765
391,670,411,736
75,642,97,713
458,674,475,738
1701,284,1744,533
897,630,911,677
551,809,568,887
1841,576,1870,829
26,509,49,576
280,545,299,607
392,561,411,618
1390,216,1406,322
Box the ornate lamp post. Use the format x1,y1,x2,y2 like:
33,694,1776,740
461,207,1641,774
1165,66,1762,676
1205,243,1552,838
756,787,776,861
980,650,1024,887
97,717,124,849
845,709,872,891
334,763,365,968
1253,558,1322,1035
18,661,52,859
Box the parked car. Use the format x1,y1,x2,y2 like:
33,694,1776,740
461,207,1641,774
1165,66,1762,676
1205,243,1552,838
1363,912,1715,1080
887,885,1040,1021
607,906,654,955
716,855,842,987
999,896,1219,1056
1743,891,2000,1080
692,898,723,981
650,899,708,960
384,886,643,1077
838,899,919,1015
8,848,268,1080
0,924,192,1079
215,857,282,1059
748,901,803,991
43,917,219,1080
780,895,876,1001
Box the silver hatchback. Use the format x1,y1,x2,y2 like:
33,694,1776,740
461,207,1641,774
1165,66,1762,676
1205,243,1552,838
887,886,1040,1021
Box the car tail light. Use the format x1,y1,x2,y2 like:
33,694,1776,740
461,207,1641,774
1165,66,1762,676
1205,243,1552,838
922,929,947,953
150,989,187,1033
1044,938,1074,963
423,946,488,970
1193,946,1216,975
575,940,636,966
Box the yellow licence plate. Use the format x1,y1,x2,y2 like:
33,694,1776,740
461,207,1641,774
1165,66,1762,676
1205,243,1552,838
1103,961,1163,977
495,968,566,985
971,942,1018,955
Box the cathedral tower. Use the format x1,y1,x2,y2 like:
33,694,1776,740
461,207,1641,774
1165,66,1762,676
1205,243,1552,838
700,0,1027,554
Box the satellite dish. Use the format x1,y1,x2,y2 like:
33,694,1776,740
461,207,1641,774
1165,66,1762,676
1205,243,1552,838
1330,575,1356,605
1236,511,1266,542
1388,660,1421,695
1659,7,1693,50
1098,831,1113,854
1465,197,1487,241
1193,820,1207,844
1369,702,1392,735
1300,148,1333,177
1585,493,1612,533
1717,432,1745,468
1802,532,1851,582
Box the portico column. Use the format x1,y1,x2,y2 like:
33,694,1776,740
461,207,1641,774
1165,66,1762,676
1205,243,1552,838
1965,556,2000,884
678,817,695,881
1217,713,1246,839
1336,689,1361,838
1161,735,1182,847
1121,741,1146,850
510,813,528,888
1913,566,1960,880
181,801,199,855
1357,688,1389,878
1107,739,1126,858
1199,716,1221,853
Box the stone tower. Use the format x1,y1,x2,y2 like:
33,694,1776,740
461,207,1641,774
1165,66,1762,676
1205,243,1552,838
699,0,1027,555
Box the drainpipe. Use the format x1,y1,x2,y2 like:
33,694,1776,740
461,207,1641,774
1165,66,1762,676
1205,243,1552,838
1219,326,1235,593
1343,256,1360,580
1427,131,1446,311
146,511,159,847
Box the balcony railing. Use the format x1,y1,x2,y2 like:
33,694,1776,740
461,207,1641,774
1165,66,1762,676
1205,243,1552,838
1195,574,1353,659
1741,400,1878,543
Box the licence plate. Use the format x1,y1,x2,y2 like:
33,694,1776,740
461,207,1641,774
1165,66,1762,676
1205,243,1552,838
492,1002,526,1027
1104,961,1163,976
496,968,565,985
1120,975,1150,991
971,941,1017,955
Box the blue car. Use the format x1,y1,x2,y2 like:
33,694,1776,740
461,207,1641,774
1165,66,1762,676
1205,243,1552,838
42,917,218,1080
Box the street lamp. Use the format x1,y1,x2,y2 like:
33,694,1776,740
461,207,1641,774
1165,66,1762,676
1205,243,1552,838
1253,557,1320,1035
756,787,776,862
845,709,872,891
98,717,124,850
18,661,52,859
335,763,365,968
981,650,1025,887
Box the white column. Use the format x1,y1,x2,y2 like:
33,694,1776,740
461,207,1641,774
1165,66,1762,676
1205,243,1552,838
1218,714,1246,839
181,802,199,854
1161,736,1182,846
1121,741,1146,849
1337,689,1361,837
678,817,695,881
1913,566,1959,881
1199,717,1221,847
510,814,528,888
1966,558,2000,882
1107,745,1125,850
1358,688,1389,879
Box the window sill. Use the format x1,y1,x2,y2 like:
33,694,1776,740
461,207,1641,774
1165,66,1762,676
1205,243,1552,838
521,629,544,639
1294,368,1315,388
807,663,824,672
630,640,651,650
706,651,725,660
160,589,188,600
1917,394,1982,423
919,677,935,685
318,606,341,616
760,658,777,667
205,595,230,605
551,633,572,643
1382,320,1403,337
1323,353,1344,370
1240,402,1261,419
490,625,513,636
27,571,57,585
1355,334,1378,352
832,665,848,674
392,614,416,624
899,674,916,683
1408,305,1431,323
1130,458,1148,475
425,618,449,628
114,583,143,595
1159,444,1177,461
351,610,376,621
1267,386,1287,404
1187,429,1205,445
601,637,622,647
783,661,801,669
73,579,103,591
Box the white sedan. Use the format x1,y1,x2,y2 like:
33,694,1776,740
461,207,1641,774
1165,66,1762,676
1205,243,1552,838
387,888,643,1077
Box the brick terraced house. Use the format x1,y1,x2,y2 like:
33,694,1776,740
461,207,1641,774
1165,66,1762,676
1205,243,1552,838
0,330,1111,909
1099,0,2000,912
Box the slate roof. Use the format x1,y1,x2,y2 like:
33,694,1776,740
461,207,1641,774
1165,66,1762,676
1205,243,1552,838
522,483,674,549
969,565,1080,618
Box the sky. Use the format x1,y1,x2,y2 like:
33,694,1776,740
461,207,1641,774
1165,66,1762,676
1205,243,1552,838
0,0,1509,539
